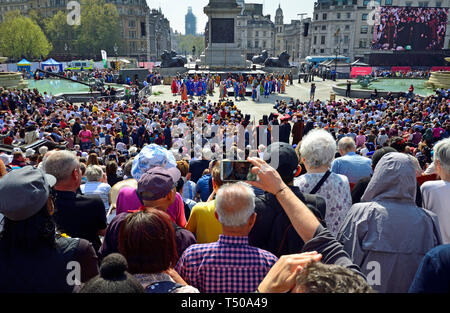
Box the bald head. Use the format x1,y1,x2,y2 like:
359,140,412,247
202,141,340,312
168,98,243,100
215,182,255,228
338,137,356,156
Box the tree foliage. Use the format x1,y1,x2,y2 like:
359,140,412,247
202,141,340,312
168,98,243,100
38,0,121,59
0,11,52,60
44,11,79,57
175,34,205,57
75,0,122,58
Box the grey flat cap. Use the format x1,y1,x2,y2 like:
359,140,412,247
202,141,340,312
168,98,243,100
0,166,56,221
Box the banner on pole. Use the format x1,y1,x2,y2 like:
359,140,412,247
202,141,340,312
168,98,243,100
101,50,108,68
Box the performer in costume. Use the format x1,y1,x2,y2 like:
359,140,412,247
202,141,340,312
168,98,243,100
239,83,245,100
219,82,224,99
223,82,228,98
264,80,270,98
189,80,194,98
181,83,188,101
256,83,261,102
252,85,257,101
171,78,178,96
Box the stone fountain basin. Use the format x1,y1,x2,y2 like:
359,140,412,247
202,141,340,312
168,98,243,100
332,78,434,98
0,72,28,89
425,71,450,90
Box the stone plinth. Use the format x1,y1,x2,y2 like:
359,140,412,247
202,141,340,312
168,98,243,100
158,67,188,77
263,67,296,75
202,0,246,69
158,67,189,85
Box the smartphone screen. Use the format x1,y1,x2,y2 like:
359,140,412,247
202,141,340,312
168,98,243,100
221,160,258,182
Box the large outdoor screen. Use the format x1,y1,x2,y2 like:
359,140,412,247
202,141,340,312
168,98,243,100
372,6,449,51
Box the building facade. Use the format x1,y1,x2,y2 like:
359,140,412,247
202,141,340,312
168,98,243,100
236,3,276,60
309,0,357,60
185,6,197,36
147,8,171,62
274,5,312,62
0,0,171,61
0,0,32,22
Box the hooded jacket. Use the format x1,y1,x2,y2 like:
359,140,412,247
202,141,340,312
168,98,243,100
337,152,442,293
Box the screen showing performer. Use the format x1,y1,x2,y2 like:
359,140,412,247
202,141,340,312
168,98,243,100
372,6,449,51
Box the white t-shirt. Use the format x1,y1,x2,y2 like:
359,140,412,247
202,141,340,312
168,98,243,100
421,180,450,244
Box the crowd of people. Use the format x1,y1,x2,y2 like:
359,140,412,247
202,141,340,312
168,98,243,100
0,68,450,295
373,69,431,79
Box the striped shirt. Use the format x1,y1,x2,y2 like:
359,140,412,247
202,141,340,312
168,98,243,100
80,182,111,211
175,235,278,293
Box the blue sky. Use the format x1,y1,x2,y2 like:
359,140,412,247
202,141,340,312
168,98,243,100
146,0,316,34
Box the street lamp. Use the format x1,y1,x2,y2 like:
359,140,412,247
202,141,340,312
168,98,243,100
139,47,146,66
114,43,118,57
334,47,338,81
333,29,341,81
114,43,118,68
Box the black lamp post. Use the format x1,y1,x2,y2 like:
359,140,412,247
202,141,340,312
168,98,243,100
114,43,118,70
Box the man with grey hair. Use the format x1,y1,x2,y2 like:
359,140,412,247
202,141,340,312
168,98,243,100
80,165,111,211
331,136,372,184
175,182,278,293
44,150,107,253
421,138,450,244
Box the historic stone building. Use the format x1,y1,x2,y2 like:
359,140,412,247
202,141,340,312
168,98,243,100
147,8,171,62
274,5,312,63
236,3,276,60
0,0,171,61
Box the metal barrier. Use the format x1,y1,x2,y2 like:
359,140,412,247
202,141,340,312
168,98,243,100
138,85,152,100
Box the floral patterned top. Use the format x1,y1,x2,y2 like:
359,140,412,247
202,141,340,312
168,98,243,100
294,172,352,236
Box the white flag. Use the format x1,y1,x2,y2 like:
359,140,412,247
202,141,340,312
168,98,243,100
101,50,108,68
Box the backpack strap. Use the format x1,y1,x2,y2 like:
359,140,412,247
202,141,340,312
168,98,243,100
145,281,185,293
277,224,293,256
303,193,327,227
310,170,331,195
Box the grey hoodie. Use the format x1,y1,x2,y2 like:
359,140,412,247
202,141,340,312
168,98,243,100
337,152,442,293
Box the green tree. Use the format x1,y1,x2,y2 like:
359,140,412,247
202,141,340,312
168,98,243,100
0,11,52,60
176,34,205,57
28,9,46,31
44,11,79,57
75,0,122,58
